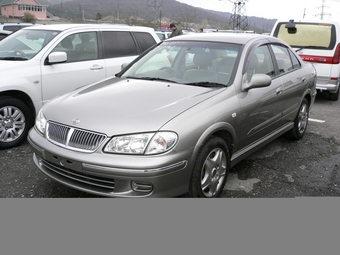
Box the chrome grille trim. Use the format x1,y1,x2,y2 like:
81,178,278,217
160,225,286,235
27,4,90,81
47,121,107,152
42,159,115,191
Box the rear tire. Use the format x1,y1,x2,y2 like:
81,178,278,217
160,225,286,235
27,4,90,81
188,136,230,198
329,88,339,101
287,98,309,140
0,96,33,150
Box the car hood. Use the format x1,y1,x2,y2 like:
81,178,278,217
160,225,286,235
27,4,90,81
43,77,224,136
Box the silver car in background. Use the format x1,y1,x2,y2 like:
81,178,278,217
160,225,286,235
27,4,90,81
28,33,317,198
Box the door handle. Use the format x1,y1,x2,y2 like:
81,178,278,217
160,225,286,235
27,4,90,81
90,65,104,70
276,87,283,96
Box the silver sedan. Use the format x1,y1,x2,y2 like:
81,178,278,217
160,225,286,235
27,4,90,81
28,33,317,197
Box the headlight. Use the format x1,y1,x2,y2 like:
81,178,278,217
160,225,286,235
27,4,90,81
35,109,47,134
104,132,178,155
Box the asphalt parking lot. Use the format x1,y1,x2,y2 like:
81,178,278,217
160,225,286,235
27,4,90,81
0,93,339,198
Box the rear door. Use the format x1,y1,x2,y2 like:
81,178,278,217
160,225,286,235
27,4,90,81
269,44,307,122
100,31,144,78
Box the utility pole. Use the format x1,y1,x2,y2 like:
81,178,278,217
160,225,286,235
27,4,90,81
220,0,249,31
315,0,331,20
145,0,165,23
228,0,249,31
303,8,306,19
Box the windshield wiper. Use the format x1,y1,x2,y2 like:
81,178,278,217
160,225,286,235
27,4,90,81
184,81,227,87
0,57,28,61
295,46,328,52
125,76,178,83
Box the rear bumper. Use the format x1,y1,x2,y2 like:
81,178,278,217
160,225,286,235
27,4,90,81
316,76,339,93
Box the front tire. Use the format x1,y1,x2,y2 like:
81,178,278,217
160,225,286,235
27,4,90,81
189,136,230,198
0,96,33,150
288,98,309,140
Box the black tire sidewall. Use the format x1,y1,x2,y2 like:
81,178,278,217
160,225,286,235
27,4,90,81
0,96,33,149
189,136,230,198
291,98,309,140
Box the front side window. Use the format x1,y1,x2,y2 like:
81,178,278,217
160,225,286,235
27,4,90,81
52,32,98,62
246,45,274,82
102,31,137,58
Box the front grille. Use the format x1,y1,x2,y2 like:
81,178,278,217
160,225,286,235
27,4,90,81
47,121,107,152
41,158,115,192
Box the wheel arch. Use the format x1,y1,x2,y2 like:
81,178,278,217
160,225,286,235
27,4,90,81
0,90,36,126
190,122,236,166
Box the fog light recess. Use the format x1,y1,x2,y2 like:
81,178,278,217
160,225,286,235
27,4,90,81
131,181,153,193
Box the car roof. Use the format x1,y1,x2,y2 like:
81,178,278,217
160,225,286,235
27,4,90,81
166,32,276,44
21,23,156,32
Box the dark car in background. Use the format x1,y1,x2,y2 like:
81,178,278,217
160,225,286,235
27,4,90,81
28,33,317,198
0,30,12,41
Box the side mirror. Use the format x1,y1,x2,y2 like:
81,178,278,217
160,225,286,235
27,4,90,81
48,52,67,64
285,19,297,34
242,74,272,91
121,63,129,70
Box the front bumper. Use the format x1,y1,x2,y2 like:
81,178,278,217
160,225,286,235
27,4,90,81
28,128,193,198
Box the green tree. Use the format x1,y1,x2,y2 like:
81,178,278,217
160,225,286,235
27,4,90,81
96,13,102,20
22,12,36,23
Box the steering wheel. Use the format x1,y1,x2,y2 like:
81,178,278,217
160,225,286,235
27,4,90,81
160,66,182,77
14,49,27,58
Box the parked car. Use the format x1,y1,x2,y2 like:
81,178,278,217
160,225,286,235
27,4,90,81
0,24,160,149
155,30,171,40
271,19,340,101
0,30,12,41
0,22,33,32
28,33,317,198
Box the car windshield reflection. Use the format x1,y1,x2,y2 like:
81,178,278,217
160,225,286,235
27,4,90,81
121,41,240,86
0,29,60,60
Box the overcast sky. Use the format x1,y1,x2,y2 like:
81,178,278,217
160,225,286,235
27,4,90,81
176,0,340,22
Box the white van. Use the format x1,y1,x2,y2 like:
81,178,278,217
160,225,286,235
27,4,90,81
271,19,340,101
0,24,160,149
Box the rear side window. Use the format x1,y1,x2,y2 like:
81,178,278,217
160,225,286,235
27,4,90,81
273,22,336,50
133,32,157,52
288,50,301,70
4,25,21,32
102,31,137,58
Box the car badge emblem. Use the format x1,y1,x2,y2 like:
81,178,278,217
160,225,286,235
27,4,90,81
72,118,80,125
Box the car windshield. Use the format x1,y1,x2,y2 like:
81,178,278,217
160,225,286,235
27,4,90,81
0,29,60,60
121,41,241,86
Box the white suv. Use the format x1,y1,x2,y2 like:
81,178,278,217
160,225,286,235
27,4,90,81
271,19,340,101
0,24,160,149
